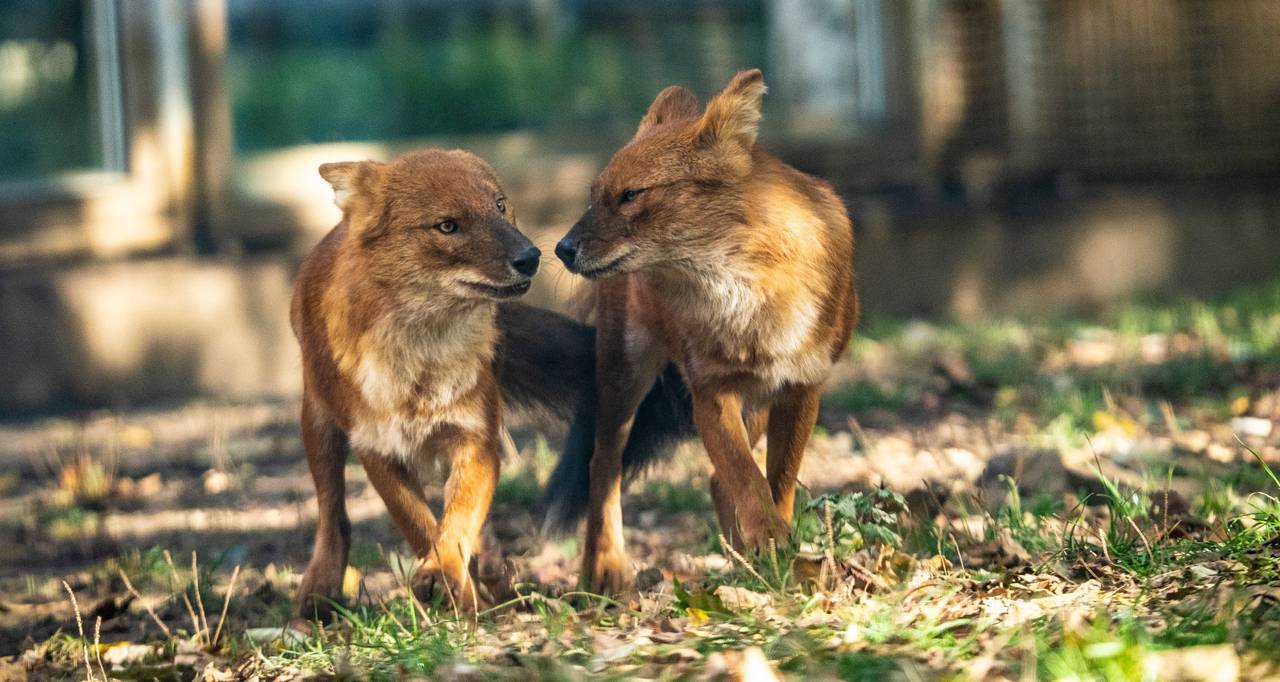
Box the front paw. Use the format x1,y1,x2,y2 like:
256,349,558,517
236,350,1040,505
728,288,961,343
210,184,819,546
296,564,345,622
581,546,632,594
412,563,485,613
738,509,793,554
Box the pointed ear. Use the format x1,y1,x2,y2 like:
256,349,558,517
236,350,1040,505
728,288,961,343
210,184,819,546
636,85,701,137
318,160,381,212
319,160,389,241
697,69,766,150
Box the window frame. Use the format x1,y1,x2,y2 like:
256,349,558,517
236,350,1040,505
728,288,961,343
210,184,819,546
0,0,197,265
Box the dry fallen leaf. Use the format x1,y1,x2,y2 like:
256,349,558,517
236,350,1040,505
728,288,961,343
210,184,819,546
713,585,772,611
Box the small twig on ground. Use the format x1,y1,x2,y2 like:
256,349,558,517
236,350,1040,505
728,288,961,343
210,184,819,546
719,534,775,591
117,568,172,639
845,558,892,592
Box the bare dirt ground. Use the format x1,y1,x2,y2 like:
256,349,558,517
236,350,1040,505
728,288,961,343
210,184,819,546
3,285,1280,680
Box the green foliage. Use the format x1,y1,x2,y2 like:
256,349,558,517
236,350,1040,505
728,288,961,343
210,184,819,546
805,489,908,553
493,468,541,508
1036,617,1152,682
672,578,729,616
271,598,463,679
229,4,768,151
835,651,903,681
827,383,906,414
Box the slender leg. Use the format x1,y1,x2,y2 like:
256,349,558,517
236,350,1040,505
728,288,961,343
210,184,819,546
692,388,790,551
766,386,822,522
583,288,665,593
712,406,770,549
297,395,352,620
357,451,440,558
415,427,500,612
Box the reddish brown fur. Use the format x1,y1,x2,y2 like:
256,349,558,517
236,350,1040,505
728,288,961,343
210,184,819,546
291,149,541,616
556,70,859,591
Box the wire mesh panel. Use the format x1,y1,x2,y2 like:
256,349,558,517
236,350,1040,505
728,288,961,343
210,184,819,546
1007,0,1280,177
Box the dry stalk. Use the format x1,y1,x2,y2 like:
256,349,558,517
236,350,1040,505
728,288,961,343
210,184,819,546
718,534,774,590
1126,516,1155,563
950,535,967,573
847,415,878,457
819,500,836,591
62,581,95,682
117,568,172,638
766,538,781,588
191,552,210,645
93,616,107,681
1159,400,1181,436
211,564,242,649
163,550,201,638
379,544,432,627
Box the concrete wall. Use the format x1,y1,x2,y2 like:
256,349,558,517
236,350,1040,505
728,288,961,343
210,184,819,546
0,257,297,412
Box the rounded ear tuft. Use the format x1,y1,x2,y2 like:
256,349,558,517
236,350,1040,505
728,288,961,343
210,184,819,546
319,160,379,211
636,85,701,137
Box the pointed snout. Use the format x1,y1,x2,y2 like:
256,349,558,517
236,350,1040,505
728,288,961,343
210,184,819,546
511,246,541,277
554,237,578,268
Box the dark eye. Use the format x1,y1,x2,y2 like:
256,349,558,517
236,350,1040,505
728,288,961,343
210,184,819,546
435,220,458,234
619,188,641,204
496,198,506,214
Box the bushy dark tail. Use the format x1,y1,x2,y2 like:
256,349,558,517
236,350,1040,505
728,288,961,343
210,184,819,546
495,302,694,533
541,364,695,533
495,302,595,421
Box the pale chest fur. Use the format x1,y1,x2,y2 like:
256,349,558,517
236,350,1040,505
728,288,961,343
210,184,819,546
644,254,833,393
336,305,496,462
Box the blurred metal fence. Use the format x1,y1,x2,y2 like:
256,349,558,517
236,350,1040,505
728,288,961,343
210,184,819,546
994,0,1280,177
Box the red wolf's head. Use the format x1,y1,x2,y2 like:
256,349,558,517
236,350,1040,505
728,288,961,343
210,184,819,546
321,149,540,301
555,69,766,278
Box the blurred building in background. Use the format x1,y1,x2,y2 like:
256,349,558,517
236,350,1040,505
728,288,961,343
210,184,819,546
1,0,1279,412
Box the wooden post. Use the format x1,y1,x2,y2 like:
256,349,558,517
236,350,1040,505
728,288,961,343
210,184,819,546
190,0,232,252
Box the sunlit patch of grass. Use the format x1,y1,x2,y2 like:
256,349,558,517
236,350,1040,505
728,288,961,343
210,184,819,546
847,278,1280,436
36,504,101,540
266,598,465,678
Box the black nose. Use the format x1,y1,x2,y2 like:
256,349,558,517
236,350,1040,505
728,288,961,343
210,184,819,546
511,246,540,277
555,238,578,267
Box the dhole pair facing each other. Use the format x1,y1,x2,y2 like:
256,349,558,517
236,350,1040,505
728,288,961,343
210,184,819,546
291,69,858,618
